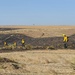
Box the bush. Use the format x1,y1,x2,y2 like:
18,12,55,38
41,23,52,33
3,44,16,50
43,45,49,49
43,45,55,50
25,44,33,50
2,46,12,50
48,45,55,50
34,46,44,49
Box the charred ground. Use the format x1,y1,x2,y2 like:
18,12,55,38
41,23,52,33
0,33,75,49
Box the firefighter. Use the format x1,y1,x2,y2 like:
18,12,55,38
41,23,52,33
4,41,7,46
13,42,17,48
63,34,68,48
21,39,25,47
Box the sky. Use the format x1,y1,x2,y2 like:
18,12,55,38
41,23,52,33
0,0,75,25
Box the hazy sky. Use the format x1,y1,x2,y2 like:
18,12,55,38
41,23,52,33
0,0,75,25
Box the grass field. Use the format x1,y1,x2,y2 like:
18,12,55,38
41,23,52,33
0,26,75,75
0,50,75,75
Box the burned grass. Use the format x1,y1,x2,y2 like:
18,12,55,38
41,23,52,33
0,33,75,51
0,28,21,31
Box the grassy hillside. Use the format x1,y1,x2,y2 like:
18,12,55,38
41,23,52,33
0,26,75,49
0,26,75,75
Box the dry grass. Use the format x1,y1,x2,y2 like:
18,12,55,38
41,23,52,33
0,50,74,75
0,26,75,38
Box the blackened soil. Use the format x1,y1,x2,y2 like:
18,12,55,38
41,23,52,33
0,33,75,49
